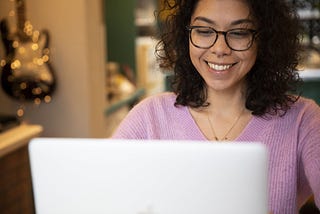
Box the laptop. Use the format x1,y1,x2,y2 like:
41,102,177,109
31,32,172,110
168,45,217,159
28,138,268,214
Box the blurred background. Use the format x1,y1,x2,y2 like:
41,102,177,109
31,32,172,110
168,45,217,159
0,0,319,138
0,0,319,214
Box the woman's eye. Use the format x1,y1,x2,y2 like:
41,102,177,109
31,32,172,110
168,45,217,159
196,29,214,36
229,30,251,38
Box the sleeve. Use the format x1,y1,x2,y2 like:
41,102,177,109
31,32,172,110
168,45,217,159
300,101,320,209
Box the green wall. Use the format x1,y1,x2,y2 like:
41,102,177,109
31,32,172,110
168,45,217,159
300,80,320,104
105,0,136,74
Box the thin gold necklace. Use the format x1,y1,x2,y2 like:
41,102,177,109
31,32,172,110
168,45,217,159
207,108,244,141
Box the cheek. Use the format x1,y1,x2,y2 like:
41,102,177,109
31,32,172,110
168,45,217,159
239,48,258,69
189,43,204,64
248,45,258,64
189,46,197,66
247,51,257,68
189,43,196,59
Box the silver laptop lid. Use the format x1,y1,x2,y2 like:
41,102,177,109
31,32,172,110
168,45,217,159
29,138,268,214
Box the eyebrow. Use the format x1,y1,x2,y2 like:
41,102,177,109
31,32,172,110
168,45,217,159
192,16,254,26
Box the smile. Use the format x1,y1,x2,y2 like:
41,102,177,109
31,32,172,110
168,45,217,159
207,62,234,71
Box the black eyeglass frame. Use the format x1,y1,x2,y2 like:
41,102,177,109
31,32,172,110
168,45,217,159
187,26,258,51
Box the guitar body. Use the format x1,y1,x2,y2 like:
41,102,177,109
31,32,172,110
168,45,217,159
0,1,56,102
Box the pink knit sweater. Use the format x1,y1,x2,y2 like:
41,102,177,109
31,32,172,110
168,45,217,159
112,92,320,214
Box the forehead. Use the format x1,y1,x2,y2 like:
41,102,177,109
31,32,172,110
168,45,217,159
191,0,253,27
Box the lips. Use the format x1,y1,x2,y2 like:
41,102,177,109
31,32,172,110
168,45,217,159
207,62,236,71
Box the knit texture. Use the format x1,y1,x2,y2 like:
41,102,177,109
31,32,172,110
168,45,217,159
112,92,320,214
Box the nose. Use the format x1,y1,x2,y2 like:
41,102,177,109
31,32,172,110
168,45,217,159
209,33,232,56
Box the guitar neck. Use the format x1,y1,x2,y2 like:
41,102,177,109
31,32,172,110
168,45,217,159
15,0,27,32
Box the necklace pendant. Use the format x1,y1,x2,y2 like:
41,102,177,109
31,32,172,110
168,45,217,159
207,107,245,143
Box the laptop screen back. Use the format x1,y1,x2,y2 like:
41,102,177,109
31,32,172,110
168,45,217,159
29,138,268,214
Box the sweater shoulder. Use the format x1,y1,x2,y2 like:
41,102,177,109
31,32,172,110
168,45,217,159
130,92,178,113
290,97,320,117
139,92,177,106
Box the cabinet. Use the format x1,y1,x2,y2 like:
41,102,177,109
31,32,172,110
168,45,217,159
0,124,43,214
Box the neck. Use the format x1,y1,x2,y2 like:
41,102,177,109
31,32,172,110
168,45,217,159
188,85,252,141
206,87,247,116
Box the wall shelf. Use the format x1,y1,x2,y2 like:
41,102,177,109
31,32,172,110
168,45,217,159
105,88,145,116
299,68,320,81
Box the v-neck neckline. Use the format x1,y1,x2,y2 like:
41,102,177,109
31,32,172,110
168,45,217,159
185,106,257,141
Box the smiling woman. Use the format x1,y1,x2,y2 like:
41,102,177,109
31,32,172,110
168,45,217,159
187,0,258,99
111,0,320,213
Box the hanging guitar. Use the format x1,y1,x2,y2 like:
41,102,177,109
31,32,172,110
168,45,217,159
0,0,56,103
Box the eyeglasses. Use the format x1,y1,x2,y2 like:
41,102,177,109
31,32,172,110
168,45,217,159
187,26,258,51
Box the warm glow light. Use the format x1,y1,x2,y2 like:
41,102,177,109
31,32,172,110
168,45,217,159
32,31,40,42
32,43,39,51
43,48,50,55
42,55,49,62
44,95,52,103
17,108,24,117
20,82,27,90
35,58,44,66
12,41,19,48
0,60,6,67
24,21,34,36
32,87,42,95
40,73,50,81
34,98,41,105
18,47,26,54
11,60,21,69
33,30,40,37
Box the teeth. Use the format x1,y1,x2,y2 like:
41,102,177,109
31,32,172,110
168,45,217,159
208,63,232,71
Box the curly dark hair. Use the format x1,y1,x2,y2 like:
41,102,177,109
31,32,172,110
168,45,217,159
155,0,303,116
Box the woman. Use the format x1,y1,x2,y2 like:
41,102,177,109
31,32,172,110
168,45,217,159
112,0,320,213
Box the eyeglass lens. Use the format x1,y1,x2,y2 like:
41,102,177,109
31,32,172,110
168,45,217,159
189,27,255,51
